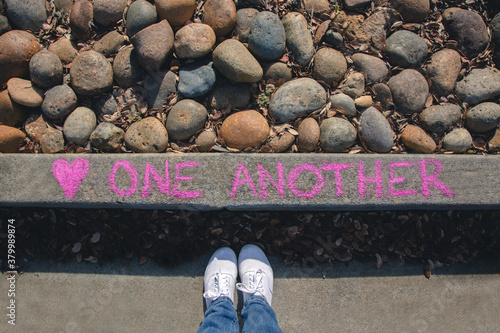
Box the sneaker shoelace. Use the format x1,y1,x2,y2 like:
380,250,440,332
236,269,267,298
203,270,232,302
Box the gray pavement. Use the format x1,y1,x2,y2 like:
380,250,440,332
1,153,500,210
2,257,500,332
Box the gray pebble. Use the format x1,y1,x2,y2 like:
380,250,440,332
329,93,356,116
89,122,125,152
455,68,500,106
269,78,327,123
126,0,158,37
93,0,127,27
212,39,263,83
63,107,97,145
29,50,63,89
386,30,428,68
282,12,315,66
92,31,126,56
0,15,11,35
195,130,216,152
5,0,47,31
235,8,259,43
324,30,343,48
125,117,168,153
166,99,207,141
372,83,395,110
40,127,65,153
144,70,177,109
178,61,216,98
341,72,365,99
70,51,114,96
205,79,251,110
95,94,118,115
297,118,320,152
359,106,394,153
248,11,286,62
320,117,357,152
351,53,388,83
263,62,293,82
426,49,461,96
313,47,347,85
419,104,462,134
465,102,500,133
113,45,146,88
388,69,428,115
41,85,78,120
443,128,472,153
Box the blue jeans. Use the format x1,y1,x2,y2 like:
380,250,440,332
197,296,282,333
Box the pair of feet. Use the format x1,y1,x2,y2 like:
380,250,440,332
203,245,274,308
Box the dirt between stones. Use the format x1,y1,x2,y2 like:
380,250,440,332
0,0,499,156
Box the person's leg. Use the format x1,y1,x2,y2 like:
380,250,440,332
237,244,283,333
197,247,239,333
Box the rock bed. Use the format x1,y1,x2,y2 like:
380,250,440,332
0,0,499,155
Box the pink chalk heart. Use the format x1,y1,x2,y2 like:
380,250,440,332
52,158,90,198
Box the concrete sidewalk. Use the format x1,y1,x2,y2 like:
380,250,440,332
2,257,500,332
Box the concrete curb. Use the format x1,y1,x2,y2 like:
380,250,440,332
1,153,499,210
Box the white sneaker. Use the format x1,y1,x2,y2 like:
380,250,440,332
203,247,238,307
236,244,274,305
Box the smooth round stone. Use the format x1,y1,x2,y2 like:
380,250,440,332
320,117,357,153
282,13,315,67
268,131,295,152
0,15,11,35
203,0,236,36
341,72,365,99
359,106,394,153
40,127,65,153
70,0,93,41
178,61,216,98
388,69,429,115
455,68,500,106
235,8,258,43
90,122,125,152
269,78,327,123
355,96,373,109
93,31,126,56
443,8,489,58
156,0,196,27
48,37,79,64
63,107,97,145
166,99,207,141
0,89,25,126
324,30,343,48
329,93,356,116
0,124,25,153
426,49,461,96
465,102,500,133
401,125,436,153
0,30,40,86
41,85,78,120
125,117,169,153
220,110,269,149
29,50,63,89
70,51,113,96
386,30,428,68
351,53,388,82
372,83,395,110
491,13,500,44
213,39,263,83
24,113,47,142
126,0,158,37
313,47,347,85
5,0,47,31
389,0,429,22
95,94,118,115
7,78,44,107
420,104,462,135
489,127,500,151
113,45,146,88
54,0,73,14
263,62,292,82
443,128,472,153
131,20,174,71
144,70,177,109
174,23,216,59
195,130,216,152
297,118,320,152
206,79,251,110
303,0,330,16
93,0,127,27
248,11,286,62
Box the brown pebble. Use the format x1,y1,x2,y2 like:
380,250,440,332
0,124,25,153
400,125,436,153
195,130,217,152
48,37,79,64
156,0,196,27
92,31,127,56
203,0,236,36
70,0,93,41
297,118,320,152
24,113,48,142
220,110,269,149
40,127,65,153
131,20,174,71
7,78,44,107
0,89,26,126
268,131,295,152
355,95,373,108
0,30,40,87
70,50,113,96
